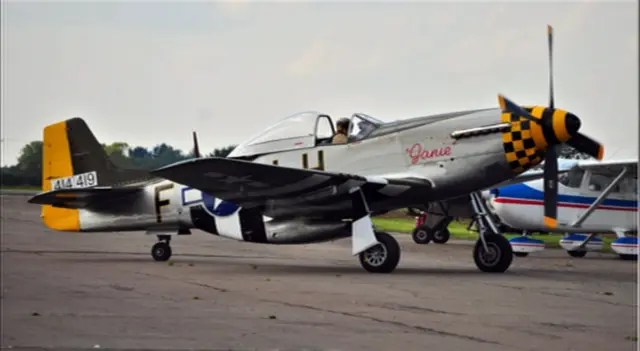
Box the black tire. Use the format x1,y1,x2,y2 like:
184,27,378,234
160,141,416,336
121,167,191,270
514,252,529,257
473,234,513,273
432,228,450,244
411,225,432,244
567,250,587,258
151,242,172,261
359,231,401,273
619,254,637,261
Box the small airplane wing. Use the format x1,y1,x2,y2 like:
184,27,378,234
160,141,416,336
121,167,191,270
151,157,431,208
488,167,570,189
28,186,142,209
570,158,638,178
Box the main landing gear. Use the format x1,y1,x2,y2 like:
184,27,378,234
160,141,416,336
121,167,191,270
151,235,172,261
350,186,401,274
411,202,453,245
469,191,513,272
358,231,401,273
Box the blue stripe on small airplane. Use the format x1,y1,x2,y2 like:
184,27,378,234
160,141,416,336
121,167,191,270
612,237,639,245
495,183,638,209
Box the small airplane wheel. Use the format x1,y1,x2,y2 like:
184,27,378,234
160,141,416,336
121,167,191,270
473,234,513,273
567,250,587,258
411,225,432,244
432,228,450,244
514,252,529,258
619,254,637,261
151,242,172,261
359,231,401,273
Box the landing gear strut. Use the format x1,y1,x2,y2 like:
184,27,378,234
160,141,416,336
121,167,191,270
358,231,401,273
469,191,513,272
151,235,172,261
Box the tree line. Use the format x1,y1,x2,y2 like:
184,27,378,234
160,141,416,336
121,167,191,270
1,140,236,187
0,139,590,188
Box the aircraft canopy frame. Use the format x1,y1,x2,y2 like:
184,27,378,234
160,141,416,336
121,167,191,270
228,111,385,158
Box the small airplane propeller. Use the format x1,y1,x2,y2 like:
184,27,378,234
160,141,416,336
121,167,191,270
192,131,201,158
498,25,604,228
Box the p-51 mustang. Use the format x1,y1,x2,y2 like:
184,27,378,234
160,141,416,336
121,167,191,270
28,25,604,274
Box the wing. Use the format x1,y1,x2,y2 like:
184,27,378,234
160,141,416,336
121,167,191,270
487,168,569,189
151,157,431,209
28,186,142,209
571,158,638,178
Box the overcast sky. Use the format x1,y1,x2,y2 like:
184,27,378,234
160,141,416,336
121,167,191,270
1,1,637,166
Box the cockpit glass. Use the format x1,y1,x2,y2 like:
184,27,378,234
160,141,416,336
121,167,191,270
354,113,384,125
243,111,316,146
349,113,381,141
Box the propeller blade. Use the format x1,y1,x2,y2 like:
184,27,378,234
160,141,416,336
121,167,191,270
543,145,558,228
497,95,541,124
547,25,555,110
566,133,605,160
192,131,201,158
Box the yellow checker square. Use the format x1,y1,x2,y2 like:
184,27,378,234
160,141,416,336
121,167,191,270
512,140,524,150
505,152,519,163
521,129,532,139
503,133,513,143
511,122,521,132
525,148,537,156
518,158,530,166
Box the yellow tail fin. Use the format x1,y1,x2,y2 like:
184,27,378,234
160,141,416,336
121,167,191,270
41,120,80,231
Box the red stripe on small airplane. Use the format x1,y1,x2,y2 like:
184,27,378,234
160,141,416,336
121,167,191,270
494,198,639,212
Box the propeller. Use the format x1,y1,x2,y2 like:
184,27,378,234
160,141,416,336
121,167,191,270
192,131,201,158
497,25,604,228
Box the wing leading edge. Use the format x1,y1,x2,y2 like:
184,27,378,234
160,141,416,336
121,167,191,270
151,157,431,209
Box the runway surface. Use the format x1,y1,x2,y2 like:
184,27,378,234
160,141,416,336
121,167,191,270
1,194,637,350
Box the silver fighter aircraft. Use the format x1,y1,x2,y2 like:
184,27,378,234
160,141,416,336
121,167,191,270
28,25,604,274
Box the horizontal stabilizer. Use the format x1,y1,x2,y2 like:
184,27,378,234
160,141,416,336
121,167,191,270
28,186,142,209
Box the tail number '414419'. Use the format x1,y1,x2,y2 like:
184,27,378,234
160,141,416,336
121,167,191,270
51,171,98,190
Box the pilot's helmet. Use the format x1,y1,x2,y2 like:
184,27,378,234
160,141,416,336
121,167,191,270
336,117,350,130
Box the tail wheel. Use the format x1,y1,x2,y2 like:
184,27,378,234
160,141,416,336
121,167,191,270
412,225,432,244
359,231,401,273
473,234,513,273
432,228,451,244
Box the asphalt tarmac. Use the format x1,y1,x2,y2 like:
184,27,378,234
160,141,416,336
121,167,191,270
1,194,637,351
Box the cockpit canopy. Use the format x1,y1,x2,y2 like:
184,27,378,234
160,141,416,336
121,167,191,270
228,111,384,158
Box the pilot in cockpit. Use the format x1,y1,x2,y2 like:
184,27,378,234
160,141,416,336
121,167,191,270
331,117,350,144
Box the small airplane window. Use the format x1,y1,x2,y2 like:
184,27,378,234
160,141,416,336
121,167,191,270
565,169,584,188
558,173,570,186
588,173,620,193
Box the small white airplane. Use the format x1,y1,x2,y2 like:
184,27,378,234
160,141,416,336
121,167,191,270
483,158,638,260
